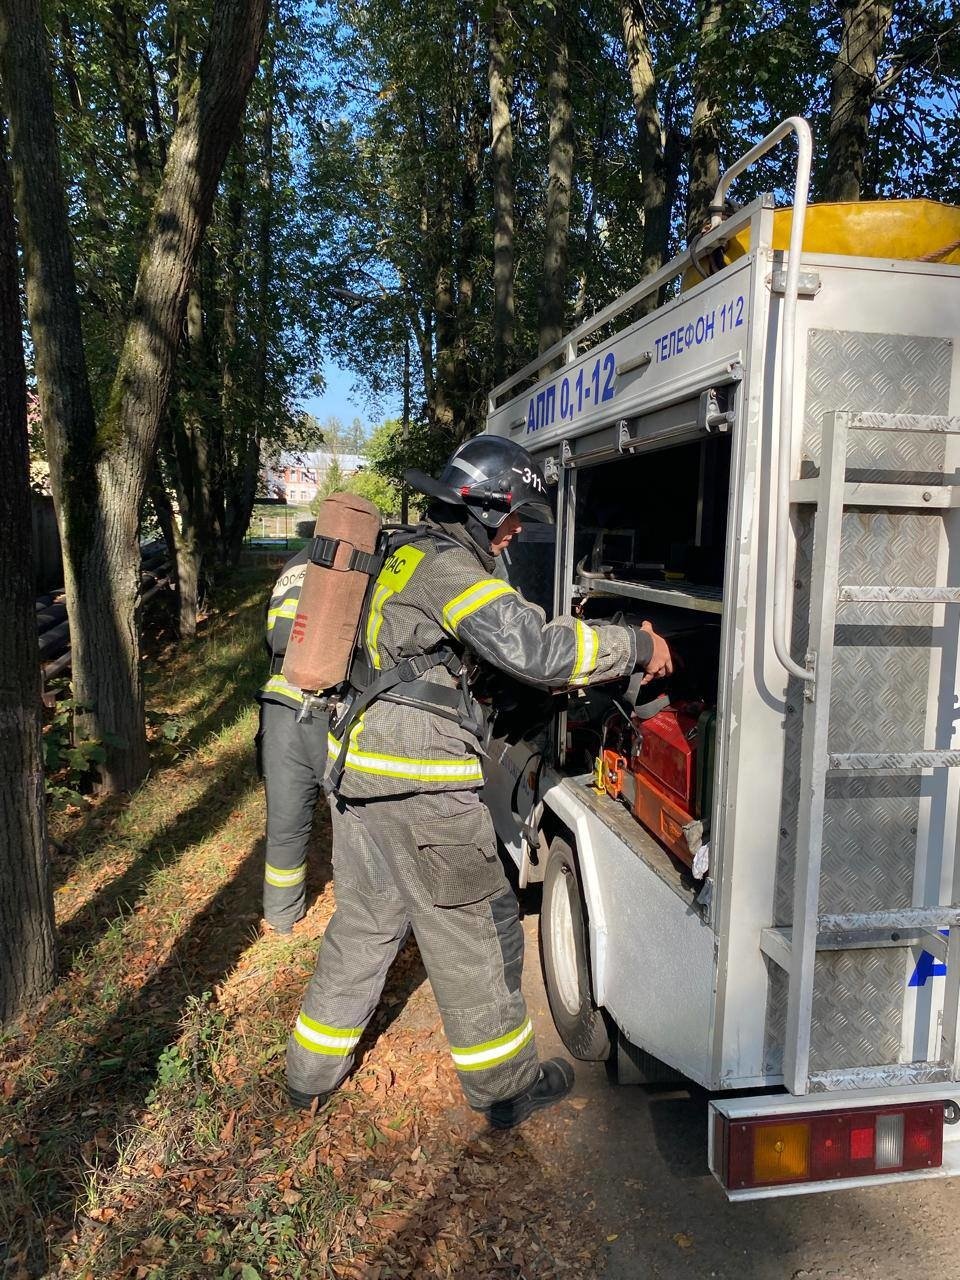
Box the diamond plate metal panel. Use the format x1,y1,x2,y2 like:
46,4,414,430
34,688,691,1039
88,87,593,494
802,331,951,483
764,330,952,1076
764,950,905,1075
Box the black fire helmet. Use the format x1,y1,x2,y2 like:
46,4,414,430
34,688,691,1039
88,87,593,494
406,436,554,529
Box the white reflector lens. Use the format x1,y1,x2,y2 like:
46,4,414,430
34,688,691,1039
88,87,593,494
875,1113,904,1169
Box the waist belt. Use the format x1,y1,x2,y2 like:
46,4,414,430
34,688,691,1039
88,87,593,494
325,648,483,795
380,677,464,713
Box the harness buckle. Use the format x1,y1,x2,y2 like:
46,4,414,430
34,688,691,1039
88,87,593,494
308,535,340,568
397,653,436,682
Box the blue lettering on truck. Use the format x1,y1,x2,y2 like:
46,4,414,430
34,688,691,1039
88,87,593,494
526,351,616,434
525,292,745,434
653,294,744,365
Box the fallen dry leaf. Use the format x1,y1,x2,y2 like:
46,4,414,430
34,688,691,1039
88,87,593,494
219,1109,237,1143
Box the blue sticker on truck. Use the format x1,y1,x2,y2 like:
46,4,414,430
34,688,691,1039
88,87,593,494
909,930,948,987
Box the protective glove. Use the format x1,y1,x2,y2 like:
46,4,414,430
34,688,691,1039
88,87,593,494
632,620,673,685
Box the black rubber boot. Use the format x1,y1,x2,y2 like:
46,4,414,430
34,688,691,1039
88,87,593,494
288,1086,330,1112
487,1058,575,1130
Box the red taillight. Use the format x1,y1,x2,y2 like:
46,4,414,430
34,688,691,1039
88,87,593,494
849,1125,874,1161
719,1103,943,1190
905,1106,942,1162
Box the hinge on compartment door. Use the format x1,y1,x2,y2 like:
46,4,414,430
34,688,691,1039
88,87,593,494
698,387,735,434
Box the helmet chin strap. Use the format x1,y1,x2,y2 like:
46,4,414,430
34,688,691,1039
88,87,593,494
427,500,497,559
464,508,495,551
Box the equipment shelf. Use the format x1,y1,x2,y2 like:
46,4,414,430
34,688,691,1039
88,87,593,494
576,572,723,616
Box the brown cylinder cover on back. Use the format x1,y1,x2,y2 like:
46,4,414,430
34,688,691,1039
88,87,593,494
281,492,381,694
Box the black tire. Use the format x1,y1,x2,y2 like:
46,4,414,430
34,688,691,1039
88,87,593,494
539,834,611,1062
605,1025,683,1086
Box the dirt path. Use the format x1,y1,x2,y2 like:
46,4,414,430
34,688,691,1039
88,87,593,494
519,918,960,1280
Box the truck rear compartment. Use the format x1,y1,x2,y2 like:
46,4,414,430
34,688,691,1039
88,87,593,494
483,122,960,1195
561,442,728,877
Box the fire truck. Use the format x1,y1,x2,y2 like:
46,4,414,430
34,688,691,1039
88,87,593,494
481,118,960,1198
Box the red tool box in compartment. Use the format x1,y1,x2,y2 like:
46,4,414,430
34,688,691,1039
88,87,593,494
601,701,706,868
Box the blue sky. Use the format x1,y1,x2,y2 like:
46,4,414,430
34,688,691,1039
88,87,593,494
300,359,401,432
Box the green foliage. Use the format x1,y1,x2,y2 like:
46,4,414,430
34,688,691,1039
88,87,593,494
42,690,120,807
145,1043,191,1106
350,467,400,517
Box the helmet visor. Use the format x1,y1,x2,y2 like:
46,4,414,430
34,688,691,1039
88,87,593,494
511,494,554,524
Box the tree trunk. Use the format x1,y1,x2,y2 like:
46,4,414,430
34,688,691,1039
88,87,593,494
572,94,607,325
452,51,486,438
823,1,894,201
0,136,56,1023
538,3,573,355
488,1,515,385
228,29,275,563
431,115,456,432
687,0,724,239
148,462,181,605
620,0,674,282
2,0,269,793
102,1,155,199
0,0,124,777
170,280,216,637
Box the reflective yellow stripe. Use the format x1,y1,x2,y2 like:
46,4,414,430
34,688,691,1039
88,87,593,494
450,1018,534,1071
262,673,304,704
365,545,425,669
266,595,299,632
327,732,484,784
293,1012,362,1056
365,583,392,670
265,861,306,888
442,579,515,634
571,619,600,685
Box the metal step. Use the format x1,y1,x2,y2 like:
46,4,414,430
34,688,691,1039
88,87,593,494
847,412,960,435
791,479,960,509
761,922,952,970
807,1063,956,1092
819,908,960,932
837,585,960,604
828,750,960,771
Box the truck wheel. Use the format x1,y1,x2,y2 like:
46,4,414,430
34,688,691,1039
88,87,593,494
539,835,611,1062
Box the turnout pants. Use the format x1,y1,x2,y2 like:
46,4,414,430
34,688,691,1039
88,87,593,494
258,700,328,931
286,789,540,1111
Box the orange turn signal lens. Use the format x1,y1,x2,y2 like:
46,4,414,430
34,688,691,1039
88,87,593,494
752,1122,810,1183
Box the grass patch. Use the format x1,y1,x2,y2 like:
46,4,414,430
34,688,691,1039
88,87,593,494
2,555,606,1280
0,557,350,1278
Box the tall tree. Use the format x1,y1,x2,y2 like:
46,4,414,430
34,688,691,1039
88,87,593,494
0,135,56,1023
488,0,515,384
824,1,895,199
538,0,574,353
687,0,725,237
619,0,680,284
1,0,269,792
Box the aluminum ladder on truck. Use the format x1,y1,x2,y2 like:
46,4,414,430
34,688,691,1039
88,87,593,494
763,410,960,1095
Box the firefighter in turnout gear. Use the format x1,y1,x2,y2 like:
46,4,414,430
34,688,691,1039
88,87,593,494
256,548,320,933
285,436,672,1127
